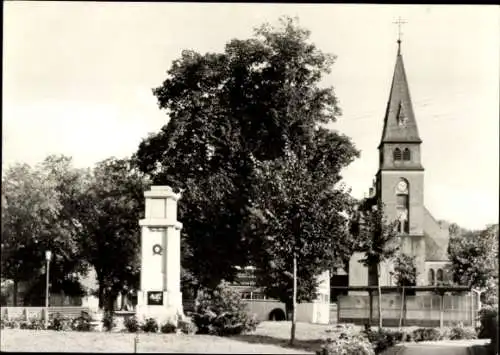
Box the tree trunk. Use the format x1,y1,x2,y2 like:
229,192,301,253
120,291,127,310
368,290,373,327
377,264,383,330
98,286,104,309
399,286,405,329
403,289,408,326
104,291,117,313
290,254,297,346
13,280,18,306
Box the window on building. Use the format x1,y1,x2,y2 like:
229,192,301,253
393,148,402,161
403,148,411,161
428,269,435,286
436,269,444,285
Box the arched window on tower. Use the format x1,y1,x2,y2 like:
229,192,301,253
393,148,402,161
436,269,444,285
403,148,411,161
428,269,435,286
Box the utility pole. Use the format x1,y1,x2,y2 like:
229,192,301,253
44,250,52,329
290,252,297,346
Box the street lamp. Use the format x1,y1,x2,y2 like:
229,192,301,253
45,250,52,329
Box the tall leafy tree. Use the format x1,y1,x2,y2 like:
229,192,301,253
77,158,148,311
245,145,357,341
447,224,498,305
1,163,54,305
1,156,89,305
133,16,358,294
351,199,399,329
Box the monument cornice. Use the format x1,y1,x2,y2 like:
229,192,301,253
139,219,183,230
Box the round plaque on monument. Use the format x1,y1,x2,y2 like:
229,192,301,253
152,244,163,255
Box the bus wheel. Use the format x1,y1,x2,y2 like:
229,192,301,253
269,309,286,321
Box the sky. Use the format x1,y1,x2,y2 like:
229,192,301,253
3,3,499,230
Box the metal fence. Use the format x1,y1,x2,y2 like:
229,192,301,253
337,292,480,327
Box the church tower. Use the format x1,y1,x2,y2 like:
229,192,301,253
376,39,427,286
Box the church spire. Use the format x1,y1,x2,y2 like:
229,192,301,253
379,33,422,147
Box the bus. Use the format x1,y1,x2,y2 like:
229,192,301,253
229,266,331,324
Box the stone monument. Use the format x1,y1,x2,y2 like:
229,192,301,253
136,186,183,324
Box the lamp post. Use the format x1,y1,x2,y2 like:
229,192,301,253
45,250,52,329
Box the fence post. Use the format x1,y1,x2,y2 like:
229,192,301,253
470,293,474,327
439,293,444,329
336,298,340,324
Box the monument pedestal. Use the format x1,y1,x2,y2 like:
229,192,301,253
135,186,184,325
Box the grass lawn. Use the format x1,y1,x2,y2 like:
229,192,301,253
2,321,454,353
0,321,337,353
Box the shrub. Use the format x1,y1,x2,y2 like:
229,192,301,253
141,317,159,333
124,315,140,333
192,282,260,336
364,328,408,354
71,312,92,332
160,322,177,334
477,305,498,355
178,319,198,335
411,328,441,342
478,305,498,339
317,336,375,355
48,313,71,331
2,319,20,329
448,325,477,340
102,311,116,331
26,319,46,330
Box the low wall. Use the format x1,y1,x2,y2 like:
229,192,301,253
338,293,477,327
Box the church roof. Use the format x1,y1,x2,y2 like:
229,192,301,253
379,45,422,146
423,206,450,261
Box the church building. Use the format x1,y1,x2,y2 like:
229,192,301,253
347,39,452,291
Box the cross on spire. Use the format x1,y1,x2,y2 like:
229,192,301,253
392,16,407,54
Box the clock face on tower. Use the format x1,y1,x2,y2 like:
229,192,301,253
397,181,408,192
